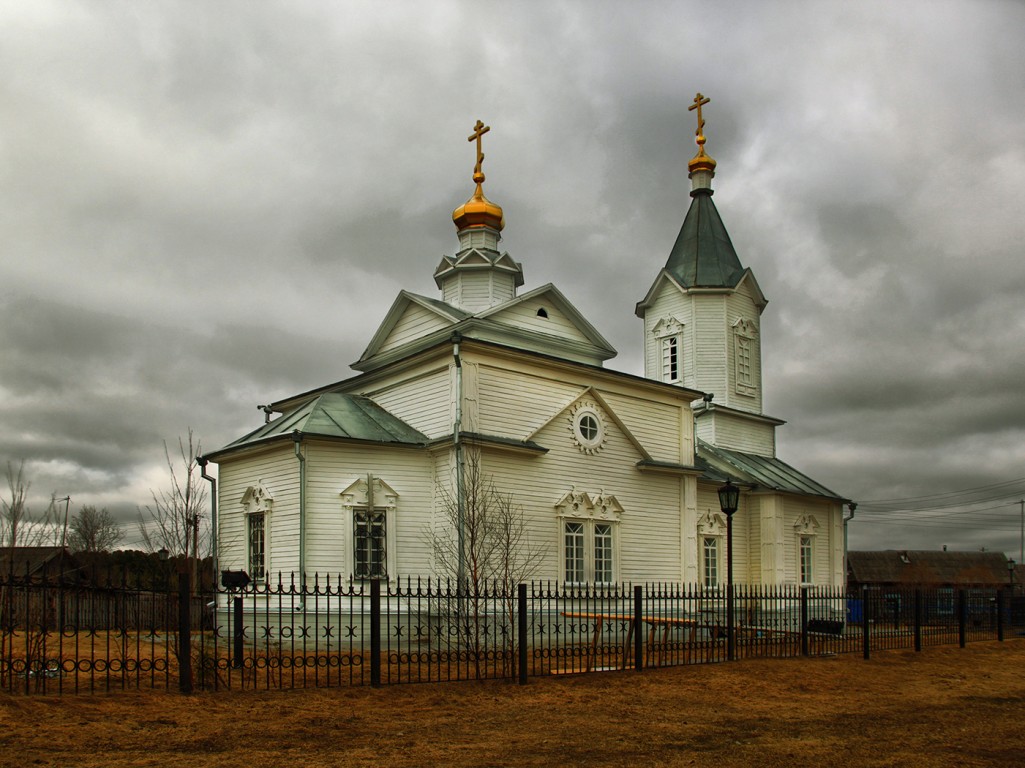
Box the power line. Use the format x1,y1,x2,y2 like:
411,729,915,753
857,476,1025,506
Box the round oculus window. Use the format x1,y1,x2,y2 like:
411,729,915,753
570,404,606,454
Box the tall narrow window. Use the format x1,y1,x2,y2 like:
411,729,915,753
354,509,387,579
800,535,813,585
248,513,266,583
661,336,679,382
593,523,614,584
703,536,719,588
564,521,585,583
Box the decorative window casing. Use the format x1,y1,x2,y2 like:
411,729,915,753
794,514,820,585
732,318,758,396
568,401,607,455
241,482,274,582
653,317,684,384
555,488,622,584
697,510,727,589
340,476,399,581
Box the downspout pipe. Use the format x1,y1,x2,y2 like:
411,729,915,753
452,333,465,586
292,430,307,590
843,502,857,586
197,456,217,592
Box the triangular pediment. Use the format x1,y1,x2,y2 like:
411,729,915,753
477,284,616,359
635,267,767,316
357,290,469,366
527,387,652,462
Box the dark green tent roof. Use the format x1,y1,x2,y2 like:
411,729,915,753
214,393,427,456
664,189,746,288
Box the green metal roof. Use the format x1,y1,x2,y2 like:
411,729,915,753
697,439,844,501
664,189,746,288
216,393,427,455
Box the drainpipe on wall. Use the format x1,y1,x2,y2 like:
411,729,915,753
452,333,465,586
843,502,857,586
197,456,217,592
292,430,306,589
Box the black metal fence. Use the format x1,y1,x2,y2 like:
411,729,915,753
2,569,1022,695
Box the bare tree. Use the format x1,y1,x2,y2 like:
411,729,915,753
1,461,30,550
67,506,125,553
427,447,547,678
138,429,209,564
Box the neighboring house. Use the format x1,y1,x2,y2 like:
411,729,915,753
205,109,848,589
0,547,79,583
847,550,1015,592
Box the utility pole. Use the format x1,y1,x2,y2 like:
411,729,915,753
1019,499,1023,564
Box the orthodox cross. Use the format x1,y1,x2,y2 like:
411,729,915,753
468,119,490,178
688,92,710,141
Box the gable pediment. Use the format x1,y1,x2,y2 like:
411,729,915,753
356,290,468,366
477,283,616,360
527,387,652,462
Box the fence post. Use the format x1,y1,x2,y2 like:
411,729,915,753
518,583,528,685
178,568,193,694
958,589,967,649
997,589,1004,642
232,596,244,668
634,585,643,671
370,579,381,688
800,587,809,657
862,586,870,660
914,589,922,652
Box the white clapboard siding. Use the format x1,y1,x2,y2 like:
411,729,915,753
487,299,592,344
366,366,453,438
692,294,728,400
696,486,752,584
697,411,775,456
303,441,438,578
479,400,685,584
725,287,763,413
217,445,300,578
641,287,695,385
599,390,687,465
378,304,452,354
444,271,517,312
782,497,838,587
476,364,583,438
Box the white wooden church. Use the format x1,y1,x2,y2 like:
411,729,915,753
205,103,848,590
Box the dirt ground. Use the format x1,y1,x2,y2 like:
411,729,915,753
2,640,1024,768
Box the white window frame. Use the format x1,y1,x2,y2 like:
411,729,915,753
341,476,399,582
794,514,820,586
732,318,758,396
555,489,622,585
653,317,684,384
697,510,727,591
241,482,274,583
702,535,721,589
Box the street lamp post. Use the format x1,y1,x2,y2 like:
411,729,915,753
717,478,740,661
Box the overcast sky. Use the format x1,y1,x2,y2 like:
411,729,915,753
3,0,1025,559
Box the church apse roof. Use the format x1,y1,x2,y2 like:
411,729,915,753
208,393,426,458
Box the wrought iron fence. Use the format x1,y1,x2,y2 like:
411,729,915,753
1,569,1022,696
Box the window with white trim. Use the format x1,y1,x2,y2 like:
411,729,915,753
247,513,266,583
341,475,399,581
733,318,758,396
799,535,813,585
241,482,274,583
702,536,720,588
555,490,621,584
653,317,684,384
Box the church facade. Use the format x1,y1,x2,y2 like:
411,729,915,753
205,105,848,590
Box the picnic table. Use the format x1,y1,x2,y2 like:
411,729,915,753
560,612,703,671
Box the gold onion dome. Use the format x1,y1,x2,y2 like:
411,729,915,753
453,120,505,232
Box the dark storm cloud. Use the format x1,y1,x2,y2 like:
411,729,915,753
2,0,1024,553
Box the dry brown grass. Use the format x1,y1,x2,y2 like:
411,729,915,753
1,640,1024,767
